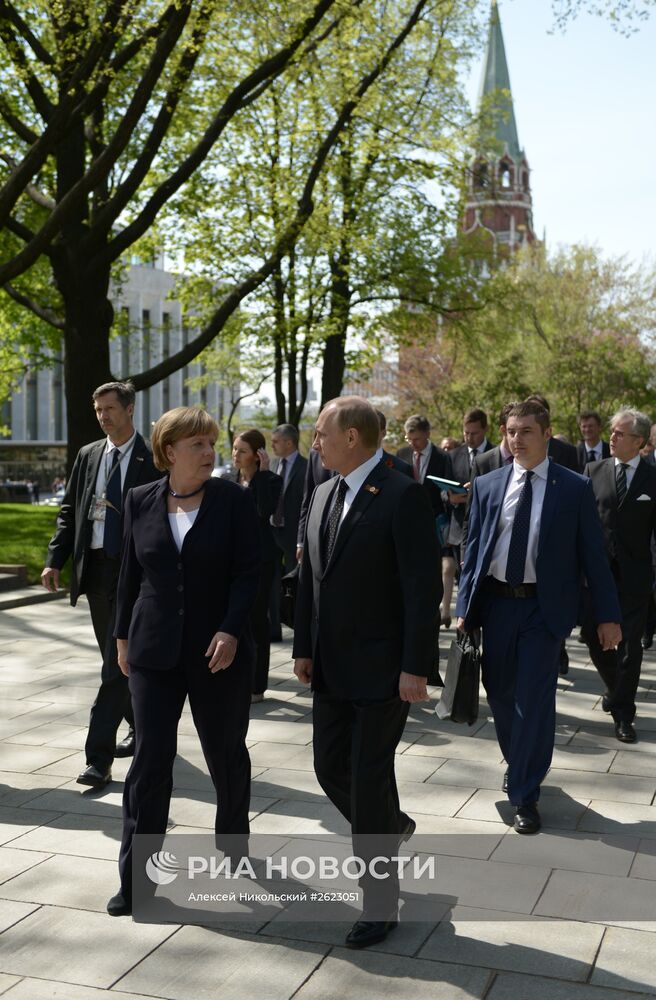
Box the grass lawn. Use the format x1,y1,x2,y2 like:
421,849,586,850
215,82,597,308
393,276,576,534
0,504,71,586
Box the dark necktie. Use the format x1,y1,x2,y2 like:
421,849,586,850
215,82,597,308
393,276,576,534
586,449,596,464
103,448,122,557
505,470,534,587
616,462,629,505
413,452,421,482
271,457,287,527
322,478,348,566
469,448,477,470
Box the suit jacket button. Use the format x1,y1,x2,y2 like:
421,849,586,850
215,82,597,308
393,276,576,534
178,608,184,615
177,562,183,570
177,584,183,592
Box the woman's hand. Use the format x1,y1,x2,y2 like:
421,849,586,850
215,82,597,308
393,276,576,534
117,638,130,676
206,632,238,672
257,448,270,471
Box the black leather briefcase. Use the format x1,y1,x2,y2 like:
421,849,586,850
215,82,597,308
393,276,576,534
435,631,481,725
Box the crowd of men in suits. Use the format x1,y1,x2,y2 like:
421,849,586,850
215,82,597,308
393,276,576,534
38,381,656,946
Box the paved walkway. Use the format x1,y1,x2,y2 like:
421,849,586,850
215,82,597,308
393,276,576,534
1,600,656,999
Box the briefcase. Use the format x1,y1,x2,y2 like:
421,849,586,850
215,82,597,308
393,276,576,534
435,631,480,725
280,564,299,629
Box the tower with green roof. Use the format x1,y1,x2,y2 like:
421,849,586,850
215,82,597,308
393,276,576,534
463,0,536,252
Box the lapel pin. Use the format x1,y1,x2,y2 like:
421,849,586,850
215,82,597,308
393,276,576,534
136,456,144,462
364,484,380,495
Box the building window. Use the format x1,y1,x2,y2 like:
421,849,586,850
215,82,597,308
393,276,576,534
141,309,151,431
500,163,512,189
162,311,170,412
474,161,488,190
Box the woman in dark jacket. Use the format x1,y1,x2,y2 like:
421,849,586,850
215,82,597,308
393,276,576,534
107,407,260,917
222,428,282,701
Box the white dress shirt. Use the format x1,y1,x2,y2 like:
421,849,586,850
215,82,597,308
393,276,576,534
413,443,432,484
469,439,489,467
90,431,137,549
584,440,603,462
488,457,550,584
615,453,640,490
331,448,383,526
277,449,299,488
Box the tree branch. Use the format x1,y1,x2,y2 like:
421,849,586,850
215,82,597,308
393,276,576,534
1,0,54,64
99,0,339,266
0,5,54,120
129,0,431,389
0,96,39,144
3,283,64,329
0,153,55,210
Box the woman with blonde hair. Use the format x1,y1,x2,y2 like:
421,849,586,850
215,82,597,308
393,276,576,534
107,407,260,916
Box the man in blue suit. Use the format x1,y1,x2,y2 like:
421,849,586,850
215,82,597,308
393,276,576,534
456,401,621,834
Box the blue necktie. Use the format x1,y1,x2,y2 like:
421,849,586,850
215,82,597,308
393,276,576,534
103,448,122,557
505,470,534,587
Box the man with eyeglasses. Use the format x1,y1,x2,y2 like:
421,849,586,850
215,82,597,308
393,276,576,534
582,409,656,743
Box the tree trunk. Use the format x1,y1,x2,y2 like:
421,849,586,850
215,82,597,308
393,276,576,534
52,248,114,474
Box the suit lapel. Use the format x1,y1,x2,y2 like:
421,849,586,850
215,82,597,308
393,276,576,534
622,458,647,508
604,459,619,512
480,465,513,564
122,433,148,499
311,478,339,575
85,441,105,498
322,464,385,576
537,462,559,556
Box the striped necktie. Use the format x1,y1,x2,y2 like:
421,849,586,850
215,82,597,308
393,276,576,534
616,462,629,505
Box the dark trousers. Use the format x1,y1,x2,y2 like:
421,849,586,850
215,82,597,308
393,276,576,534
481,595,561,806
252,559,275,695
582,587,650,723
312,689,410,916
84,553,134,770
118,651,252,896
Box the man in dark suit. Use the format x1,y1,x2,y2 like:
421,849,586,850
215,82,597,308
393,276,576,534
583,409,656,743
294,397,441,948
397,414,452,517
296,446,336,563
447,408,494,554
375,410,413,478
462,403,517,553
577,410,610,472
457,401,620,834
41,381,160,788
269,424,308,639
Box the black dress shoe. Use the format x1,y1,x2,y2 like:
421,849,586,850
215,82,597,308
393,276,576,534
399,816,416,844
558,649,569,676
107,890,132,916
76,764,111,788
114,729,135,758
502,769,508,793
642,633,654,650
615,721,637,743
601,693,611,713
345,919,397,949
513,804,541,834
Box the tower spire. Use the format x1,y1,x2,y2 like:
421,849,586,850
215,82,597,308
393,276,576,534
478,0,521,160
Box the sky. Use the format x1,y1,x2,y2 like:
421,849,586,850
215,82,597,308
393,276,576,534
469,0,656,263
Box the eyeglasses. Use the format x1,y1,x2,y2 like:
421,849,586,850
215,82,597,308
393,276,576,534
609,428,640,439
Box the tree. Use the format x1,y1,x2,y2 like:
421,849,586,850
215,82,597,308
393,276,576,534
1,0,440,468
393,244,656,437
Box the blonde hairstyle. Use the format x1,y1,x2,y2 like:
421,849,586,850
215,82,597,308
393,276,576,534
323,396,380,449
151,407,218,471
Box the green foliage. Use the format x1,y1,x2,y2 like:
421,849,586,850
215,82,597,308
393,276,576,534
0,504,70,585
396,244,656,439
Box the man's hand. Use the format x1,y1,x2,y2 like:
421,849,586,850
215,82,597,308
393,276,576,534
206,632,238,672
456,616,466,632
399,671,428,703
598,622,622,651
294,658,313,684
296,545,303,564
41,567,60,592
117,638,129,677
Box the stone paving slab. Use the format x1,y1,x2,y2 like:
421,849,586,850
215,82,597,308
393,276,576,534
0,979,161,1000
6,812,123,861
0,854,119,911
591,925,656,994
0,905,178,988
487,971,656,1000
418,907,604,981
292,947,492,999
117,926,327,1000
534,868,656,928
